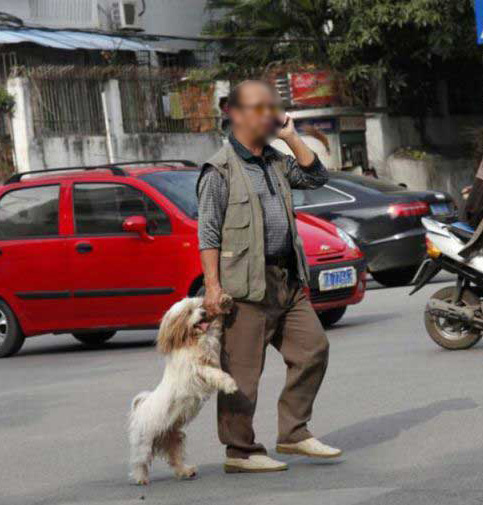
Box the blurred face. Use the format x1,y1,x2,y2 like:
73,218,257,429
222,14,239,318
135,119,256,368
229,83,282,141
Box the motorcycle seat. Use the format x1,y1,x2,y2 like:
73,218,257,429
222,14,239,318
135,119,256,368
449,222,474,242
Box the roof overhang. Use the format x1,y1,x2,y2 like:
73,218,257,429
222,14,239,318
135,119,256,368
0,28,157,52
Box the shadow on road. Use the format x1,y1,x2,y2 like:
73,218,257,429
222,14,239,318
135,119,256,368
16,338,156,358
330,311,402,331
321,398,478,452
366,271,455,291
10,399,479,505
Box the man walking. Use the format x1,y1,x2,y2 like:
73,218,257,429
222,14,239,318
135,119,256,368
198,80,341,473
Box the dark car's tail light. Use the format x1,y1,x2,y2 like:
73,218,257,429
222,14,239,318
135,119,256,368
388,201,429,219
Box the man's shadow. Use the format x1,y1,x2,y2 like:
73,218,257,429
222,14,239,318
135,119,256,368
320,398,478,452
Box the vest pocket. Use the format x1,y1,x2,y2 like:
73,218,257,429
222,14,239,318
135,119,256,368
224,211,250,228
220,244,249,299
224,201,251,246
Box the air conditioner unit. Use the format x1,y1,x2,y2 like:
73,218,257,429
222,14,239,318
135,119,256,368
112,0,142,31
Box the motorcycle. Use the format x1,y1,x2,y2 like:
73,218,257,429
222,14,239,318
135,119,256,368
411,217,483,350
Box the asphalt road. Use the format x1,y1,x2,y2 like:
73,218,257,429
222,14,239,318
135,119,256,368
2,278,483,505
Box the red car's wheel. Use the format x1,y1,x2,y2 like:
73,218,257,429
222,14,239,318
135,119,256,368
0,300,25,358
72,331,116,347
318,307,347,328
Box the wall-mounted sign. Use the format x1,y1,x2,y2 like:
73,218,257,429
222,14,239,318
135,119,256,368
475,0,483,45
289,71,338,106
294,117,337,134
339,116,366,132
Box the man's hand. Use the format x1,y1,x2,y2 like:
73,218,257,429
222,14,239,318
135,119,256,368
277,113,316,168
276,114,297,142
204,284,224,317
200,249,223,316
462,185,472,201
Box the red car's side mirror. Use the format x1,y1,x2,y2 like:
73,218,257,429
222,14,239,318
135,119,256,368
122,216,154,242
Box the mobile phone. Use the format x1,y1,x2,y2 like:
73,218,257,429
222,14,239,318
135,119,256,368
275,114,289,128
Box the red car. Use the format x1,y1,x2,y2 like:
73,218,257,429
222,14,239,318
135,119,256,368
0,162,366,357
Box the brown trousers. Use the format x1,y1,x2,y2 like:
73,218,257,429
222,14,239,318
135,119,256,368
218,265,330,458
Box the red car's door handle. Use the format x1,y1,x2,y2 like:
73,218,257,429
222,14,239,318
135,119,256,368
76,243,93,254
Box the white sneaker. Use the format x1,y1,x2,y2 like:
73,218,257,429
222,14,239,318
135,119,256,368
276,438,342,458
224,454,288,473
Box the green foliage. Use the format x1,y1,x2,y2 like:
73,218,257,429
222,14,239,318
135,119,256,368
328,0,479,102
185,63,241,82
205,0,334,65
0,87,15,114
395,147,429,160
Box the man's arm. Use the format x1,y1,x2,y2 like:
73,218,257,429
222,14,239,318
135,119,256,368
200,249,223,315
197,167,228,315
277,115,329,189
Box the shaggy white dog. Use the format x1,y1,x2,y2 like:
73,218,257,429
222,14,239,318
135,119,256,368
129,295,237,485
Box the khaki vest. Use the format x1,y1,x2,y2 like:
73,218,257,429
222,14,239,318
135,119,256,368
203,143,310,302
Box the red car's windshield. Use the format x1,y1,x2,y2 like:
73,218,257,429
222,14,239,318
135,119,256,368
140,171,199,219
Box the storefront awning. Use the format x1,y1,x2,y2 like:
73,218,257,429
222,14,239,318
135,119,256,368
0,28,155,52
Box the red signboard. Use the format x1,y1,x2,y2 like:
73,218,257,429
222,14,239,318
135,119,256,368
289,71,337,106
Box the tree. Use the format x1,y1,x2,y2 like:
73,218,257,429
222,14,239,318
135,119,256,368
205,0,481,112
328,0,480,109
204,0,334,66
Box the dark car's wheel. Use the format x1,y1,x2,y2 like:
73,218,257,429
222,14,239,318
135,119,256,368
0,301,26,358
72,331,116,347
318,307,347,328
425,287,482,350
371,266,419,287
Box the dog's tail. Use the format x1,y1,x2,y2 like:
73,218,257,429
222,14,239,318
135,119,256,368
131,391,150,412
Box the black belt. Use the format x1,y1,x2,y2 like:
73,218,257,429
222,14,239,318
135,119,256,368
265,255,294,268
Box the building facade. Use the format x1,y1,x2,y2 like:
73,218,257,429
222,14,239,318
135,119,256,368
0,0,211,56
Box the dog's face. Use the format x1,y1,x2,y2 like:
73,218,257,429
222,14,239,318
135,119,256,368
157,298,209,354
183,297,210,334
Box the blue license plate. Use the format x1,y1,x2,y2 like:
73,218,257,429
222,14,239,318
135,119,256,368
431,203,450,215
319,267,356,292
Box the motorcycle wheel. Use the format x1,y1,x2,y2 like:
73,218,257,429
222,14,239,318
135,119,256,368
425,286,482,350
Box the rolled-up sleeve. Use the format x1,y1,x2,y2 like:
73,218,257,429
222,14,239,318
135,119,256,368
286,154,329,190
197,167,228,250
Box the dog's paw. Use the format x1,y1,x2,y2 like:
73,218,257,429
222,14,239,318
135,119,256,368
219,294,234,314
223,377,238,395
176,465,198,480
131,465,150,486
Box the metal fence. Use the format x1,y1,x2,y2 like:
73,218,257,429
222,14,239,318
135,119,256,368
25,66,219,136
118,76,218,134
30,73,105,137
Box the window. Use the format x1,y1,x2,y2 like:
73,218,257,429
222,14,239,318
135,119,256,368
0,185,59,239
140,171,199,219
73,183,171,236
293,186,353,207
